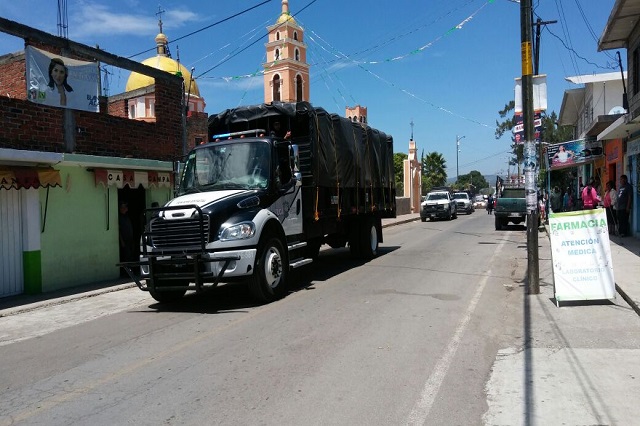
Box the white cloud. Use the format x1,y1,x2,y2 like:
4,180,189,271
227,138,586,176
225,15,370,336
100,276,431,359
69,2,200,39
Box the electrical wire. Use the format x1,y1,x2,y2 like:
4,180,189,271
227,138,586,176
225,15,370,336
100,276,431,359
194,0,320,79
126,0,274,59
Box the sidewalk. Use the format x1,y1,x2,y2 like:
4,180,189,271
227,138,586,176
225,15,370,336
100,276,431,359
2,212,638,317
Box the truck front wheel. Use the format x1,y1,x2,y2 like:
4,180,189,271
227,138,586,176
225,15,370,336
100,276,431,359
248,235,288,303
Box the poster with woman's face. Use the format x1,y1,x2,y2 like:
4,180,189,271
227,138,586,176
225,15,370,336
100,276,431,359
25,46,99,112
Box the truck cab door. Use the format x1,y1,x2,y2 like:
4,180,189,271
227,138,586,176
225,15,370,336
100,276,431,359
269,144,303,236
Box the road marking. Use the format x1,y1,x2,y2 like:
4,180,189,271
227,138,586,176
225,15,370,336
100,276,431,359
406,236,507,425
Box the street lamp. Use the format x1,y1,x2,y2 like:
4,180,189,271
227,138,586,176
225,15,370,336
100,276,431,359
456,135,465,182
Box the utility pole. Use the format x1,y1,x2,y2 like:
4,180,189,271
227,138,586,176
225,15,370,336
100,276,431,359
533,17,557,191
456,135,465,182
521,0,539,294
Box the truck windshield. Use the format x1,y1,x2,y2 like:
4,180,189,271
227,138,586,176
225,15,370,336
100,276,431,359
427,193,448,200
453,193,468,199
178,141,270,194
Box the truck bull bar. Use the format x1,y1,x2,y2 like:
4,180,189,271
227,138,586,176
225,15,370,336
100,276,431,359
117,204,241,295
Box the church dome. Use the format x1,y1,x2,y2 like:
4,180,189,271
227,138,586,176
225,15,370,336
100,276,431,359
125,33,201,97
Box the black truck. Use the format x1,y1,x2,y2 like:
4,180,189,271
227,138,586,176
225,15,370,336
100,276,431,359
121,102,396,303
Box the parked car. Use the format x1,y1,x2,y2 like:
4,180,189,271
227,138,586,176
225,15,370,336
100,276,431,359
473,195,487,209
421,190,457,221
453,192,474,214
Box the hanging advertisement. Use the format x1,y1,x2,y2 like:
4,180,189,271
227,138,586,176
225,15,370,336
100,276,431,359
549,209,615,303
25,46,99,112
513,111,543,144
546,139,604,170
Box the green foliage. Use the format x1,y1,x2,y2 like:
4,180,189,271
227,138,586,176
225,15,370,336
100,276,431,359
394,152,407,195
421,151,447,194
455,170,489,192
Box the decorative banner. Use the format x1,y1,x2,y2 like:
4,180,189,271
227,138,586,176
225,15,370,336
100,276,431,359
25,46,99,112
549,209,615,303
0,167,62,190
546,139,604,170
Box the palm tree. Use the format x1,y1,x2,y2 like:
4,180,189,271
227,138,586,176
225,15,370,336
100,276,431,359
422,152,448,194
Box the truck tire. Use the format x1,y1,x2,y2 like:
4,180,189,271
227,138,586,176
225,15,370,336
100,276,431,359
495,217,503,230
148,280,187,303
357,217,379,259
447,209,452,221
248,234,288,303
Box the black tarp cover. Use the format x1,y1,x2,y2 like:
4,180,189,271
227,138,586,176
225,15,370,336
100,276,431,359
208,102,394,193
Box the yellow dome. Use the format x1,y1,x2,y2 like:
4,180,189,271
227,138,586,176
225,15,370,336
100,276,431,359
125,55,201,97
276,13,297,25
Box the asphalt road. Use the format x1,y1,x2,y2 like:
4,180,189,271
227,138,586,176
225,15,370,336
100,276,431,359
0,211,528,425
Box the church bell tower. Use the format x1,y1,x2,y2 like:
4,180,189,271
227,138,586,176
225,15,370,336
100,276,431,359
263,0,310,103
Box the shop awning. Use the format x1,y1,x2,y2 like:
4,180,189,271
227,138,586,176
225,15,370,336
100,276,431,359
0,167,62,190
94,168,173,188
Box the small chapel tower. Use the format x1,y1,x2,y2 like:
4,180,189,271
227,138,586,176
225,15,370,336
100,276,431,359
263,0,310,103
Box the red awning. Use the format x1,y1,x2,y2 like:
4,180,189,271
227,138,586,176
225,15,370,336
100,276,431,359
0,167,62,190
94,169,172,188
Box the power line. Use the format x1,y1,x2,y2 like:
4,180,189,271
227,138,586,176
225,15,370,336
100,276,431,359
127,0,274,59
544,26,616,71
195,0,320,79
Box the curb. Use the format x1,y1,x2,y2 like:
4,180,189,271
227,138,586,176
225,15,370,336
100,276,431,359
0,282,137,318
1,217,420,317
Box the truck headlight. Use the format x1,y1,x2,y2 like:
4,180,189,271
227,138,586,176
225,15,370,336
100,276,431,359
218,222,256,241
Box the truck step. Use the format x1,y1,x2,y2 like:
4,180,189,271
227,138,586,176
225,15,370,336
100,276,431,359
288,241,308,251
289,257,313,269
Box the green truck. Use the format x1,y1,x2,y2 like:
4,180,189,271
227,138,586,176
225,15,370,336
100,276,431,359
494,187,527,230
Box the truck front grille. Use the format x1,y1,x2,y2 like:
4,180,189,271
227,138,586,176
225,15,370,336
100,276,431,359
148,216,210,249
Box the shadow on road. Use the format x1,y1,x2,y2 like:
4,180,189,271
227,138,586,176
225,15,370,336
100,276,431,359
147,246,401,314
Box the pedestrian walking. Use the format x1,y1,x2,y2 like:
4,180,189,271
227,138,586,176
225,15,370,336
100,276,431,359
550,186,563,213
616,174,633,237
487,194,494,215
603,180,618,235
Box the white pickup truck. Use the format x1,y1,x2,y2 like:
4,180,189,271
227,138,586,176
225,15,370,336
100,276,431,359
420,190,457,221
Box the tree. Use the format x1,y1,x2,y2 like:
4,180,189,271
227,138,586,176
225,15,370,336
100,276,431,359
421,151,447,194
455,170,489,193
394,152,407,195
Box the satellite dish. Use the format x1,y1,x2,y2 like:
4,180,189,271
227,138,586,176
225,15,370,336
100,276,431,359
609,106,626,114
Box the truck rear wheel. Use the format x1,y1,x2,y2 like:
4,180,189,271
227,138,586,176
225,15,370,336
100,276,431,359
350,217,379,259
148,280,187,303
248,234,288,303
495,217,503,230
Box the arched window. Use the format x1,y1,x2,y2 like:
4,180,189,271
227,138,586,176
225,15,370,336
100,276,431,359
296,75,303,102
276,32,280,41
273,75,281,102
275,49,280,61
293,31,298,41
295,48,300,61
